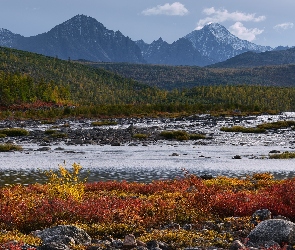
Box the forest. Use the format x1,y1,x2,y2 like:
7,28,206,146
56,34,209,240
88,61,295,90
1,46,295,118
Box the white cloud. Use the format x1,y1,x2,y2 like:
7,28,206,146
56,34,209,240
196,7,266,29
274,22,294,30
142,2,189,16
229,22,264,41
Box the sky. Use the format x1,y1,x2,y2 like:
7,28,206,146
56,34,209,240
0,0,294,48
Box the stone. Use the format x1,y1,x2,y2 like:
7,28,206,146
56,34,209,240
229,240,246,250
123,234,137,248
247,219,295,246
250,209,272,225
35,225,91,248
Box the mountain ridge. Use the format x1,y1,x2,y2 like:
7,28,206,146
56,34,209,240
0,14,290,66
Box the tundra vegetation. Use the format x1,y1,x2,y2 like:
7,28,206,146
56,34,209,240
0,165,294,249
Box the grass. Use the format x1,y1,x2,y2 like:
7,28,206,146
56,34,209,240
0,143,23,152
0,128,29,136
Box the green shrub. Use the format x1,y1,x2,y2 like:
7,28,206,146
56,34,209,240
0,128,29,136
160,130,190,141
133,133,148,139
50,133,68,138
257,121,295,130
269,151,295,159
91,120,118,126
220,126,266,133
0,134,6,138
0,143,23,152
189,133,206,140
44,129,56,135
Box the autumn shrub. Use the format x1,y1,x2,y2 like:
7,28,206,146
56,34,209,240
0,128,29,136
44,163,86,201
2,169,295,248
0,143,23,152
0,229,41,247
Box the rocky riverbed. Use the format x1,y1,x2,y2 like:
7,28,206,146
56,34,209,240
1,112,295,185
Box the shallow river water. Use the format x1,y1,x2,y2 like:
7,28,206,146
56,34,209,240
1,112,295,185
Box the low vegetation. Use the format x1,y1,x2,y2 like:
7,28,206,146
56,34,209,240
91,120,118,126
160,130,206,141
257,120,295,130
0,166,294,249
132,133,149,139
0,128,29,136
269,151,295,159
0,143,23,152
221,120,295,134
220,126,266,133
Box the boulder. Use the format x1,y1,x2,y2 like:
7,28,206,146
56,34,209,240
247,219,295,246
123,234,137,248
250,209,272,225
34,225,91,248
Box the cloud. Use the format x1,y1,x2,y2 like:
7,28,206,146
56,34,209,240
274,22,294,30
229,22,264,41
142,2,189,16
196,7,266,29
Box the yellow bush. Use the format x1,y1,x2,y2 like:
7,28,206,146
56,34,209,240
45,163,86,201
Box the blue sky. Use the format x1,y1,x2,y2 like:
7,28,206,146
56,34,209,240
0,0,294,47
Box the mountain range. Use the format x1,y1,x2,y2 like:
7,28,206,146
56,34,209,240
0,14,293,66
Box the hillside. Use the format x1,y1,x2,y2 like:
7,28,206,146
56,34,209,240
0,46,162,107
209,47,295,68
2,46,295,116
85,61,295,90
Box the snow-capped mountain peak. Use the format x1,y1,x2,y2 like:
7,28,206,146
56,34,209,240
184,23,272,62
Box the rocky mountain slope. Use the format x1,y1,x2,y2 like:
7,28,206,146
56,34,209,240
0,15,287,66
0,15,145,63
184,23,272,63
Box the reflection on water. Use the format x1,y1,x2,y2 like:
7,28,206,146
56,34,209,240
0,165,295,186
